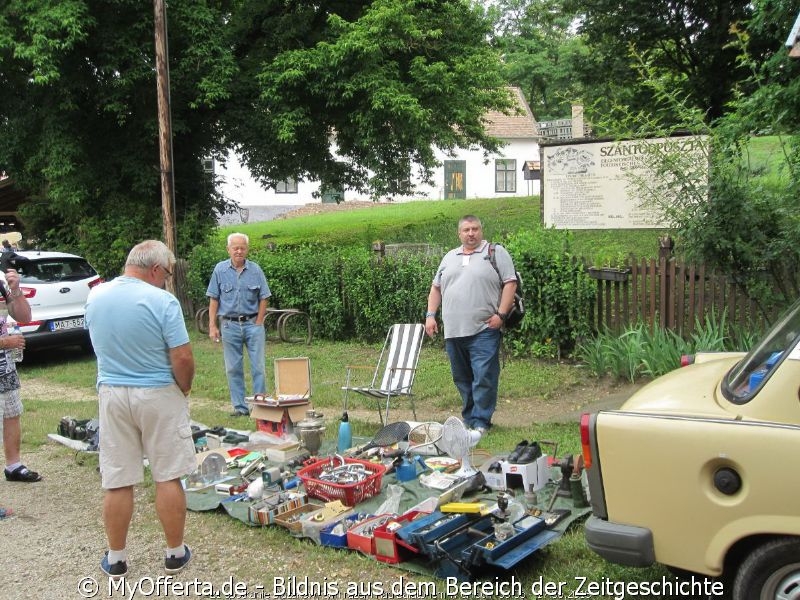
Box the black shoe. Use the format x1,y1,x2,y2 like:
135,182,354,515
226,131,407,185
100,552,128,579
229,409,250,417
4,465,42,482
488,461,502,473
222,432,249,444
507,440,529,463
516,442,543,464
165,545,193,574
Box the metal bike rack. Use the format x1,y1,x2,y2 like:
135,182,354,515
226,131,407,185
194,307,312,344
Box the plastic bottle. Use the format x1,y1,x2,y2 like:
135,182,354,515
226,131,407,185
10,323,22,363
337,411,352,454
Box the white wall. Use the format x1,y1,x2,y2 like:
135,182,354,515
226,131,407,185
216,140,540,208
216,150,314,207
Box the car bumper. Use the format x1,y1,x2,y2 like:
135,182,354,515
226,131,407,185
23,328,91,351
584,516,655,567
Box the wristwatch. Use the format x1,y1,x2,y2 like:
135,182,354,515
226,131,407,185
497,312,508,322
425,311,436,318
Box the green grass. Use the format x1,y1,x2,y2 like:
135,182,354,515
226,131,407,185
215,196,670,263
745,135,792,182
19,329,589,458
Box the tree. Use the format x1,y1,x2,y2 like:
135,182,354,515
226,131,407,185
592,0,800,315
0,0,234,274
566,0,757,121
0,0,510,273
221,0,512,197
485,0,591,120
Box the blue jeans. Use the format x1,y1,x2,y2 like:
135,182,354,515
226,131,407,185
221,319,266,412
445,327,501,430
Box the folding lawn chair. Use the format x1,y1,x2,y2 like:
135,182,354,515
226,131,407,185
341,323,425,425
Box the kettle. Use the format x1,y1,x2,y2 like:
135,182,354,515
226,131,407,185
395,454,428,483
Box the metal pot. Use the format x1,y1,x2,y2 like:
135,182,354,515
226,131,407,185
295,409,326,455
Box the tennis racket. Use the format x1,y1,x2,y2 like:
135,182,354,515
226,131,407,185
348,421,411,457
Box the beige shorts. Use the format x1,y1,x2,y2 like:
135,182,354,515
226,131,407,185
98,384,196,489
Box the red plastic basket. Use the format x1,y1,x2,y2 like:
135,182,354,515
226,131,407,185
297,458,385,506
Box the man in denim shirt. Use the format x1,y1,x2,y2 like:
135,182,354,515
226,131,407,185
206,233,271,416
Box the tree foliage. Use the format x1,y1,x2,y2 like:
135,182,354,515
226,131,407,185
566,0,760,121
222,0,512,198
0,0,509,272
486,0,591,120
0,0,234,272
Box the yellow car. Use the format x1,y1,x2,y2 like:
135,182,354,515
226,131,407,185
581,298,800,599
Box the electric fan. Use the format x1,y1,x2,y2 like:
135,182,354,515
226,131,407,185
439,416,482,478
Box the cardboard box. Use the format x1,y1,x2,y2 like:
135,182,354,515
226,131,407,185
481,455,550,492
247,491,307,526
275,357,312,398
251,404,309,438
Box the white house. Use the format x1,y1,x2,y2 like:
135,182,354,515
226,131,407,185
215,87,541,215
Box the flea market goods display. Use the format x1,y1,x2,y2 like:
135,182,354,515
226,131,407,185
182,415,593,582
346,420,411,457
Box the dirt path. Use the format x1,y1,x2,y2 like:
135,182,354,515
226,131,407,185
340,378,642,427
20,374,643,427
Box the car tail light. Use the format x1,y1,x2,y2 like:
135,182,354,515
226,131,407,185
16,320,43,328
681,354,695,367
88,277,104,289
20,286,35,298
580,413,593,470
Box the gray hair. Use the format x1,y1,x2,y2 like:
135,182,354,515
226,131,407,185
125,240,175,270
227,232,249,246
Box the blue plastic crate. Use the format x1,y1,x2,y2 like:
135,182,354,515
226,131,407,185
319,514,364,548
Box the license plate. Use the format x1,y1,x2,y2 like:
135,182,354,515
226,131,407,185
49,317,85,331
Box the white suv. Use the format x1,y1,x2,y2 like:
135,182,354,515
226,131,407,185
1,250,103,351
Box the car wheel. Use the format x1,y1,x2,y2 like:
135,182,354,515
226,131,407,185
667,566,727,599
732,536,800,600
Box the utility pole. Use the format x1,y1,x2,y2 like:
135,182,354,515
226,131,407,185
154,0,177,293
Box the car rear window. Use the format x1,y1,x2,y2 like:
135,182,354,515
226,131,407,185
18,258,98,284
723,298,800,403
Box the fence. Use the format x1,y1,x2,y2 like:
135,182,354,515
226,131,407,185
588,258,779,337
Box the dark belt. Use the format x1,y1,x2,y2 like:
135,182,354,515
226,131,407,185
221,314,258,322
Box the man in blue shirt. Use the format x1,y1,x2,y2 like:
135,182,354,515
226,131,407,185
206,233,271,416
86,240,196,579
